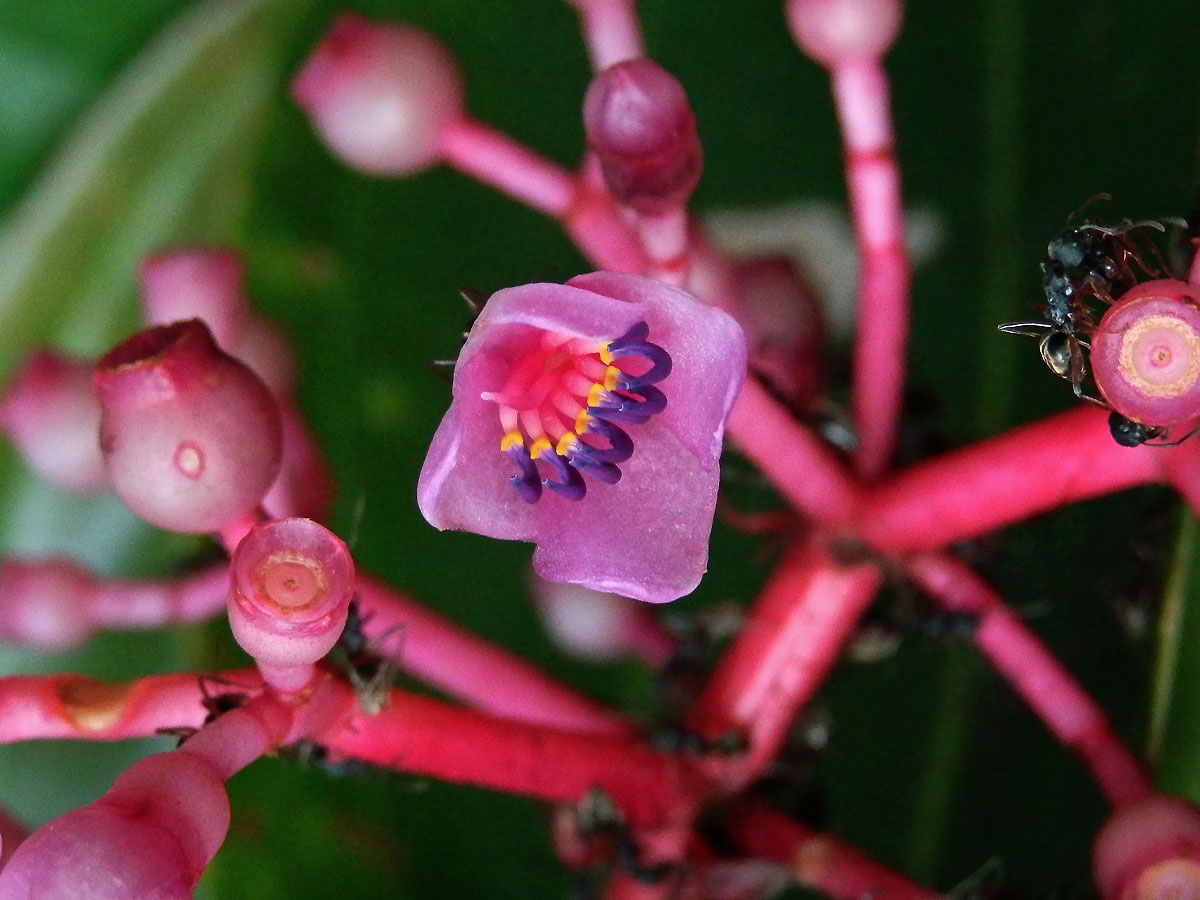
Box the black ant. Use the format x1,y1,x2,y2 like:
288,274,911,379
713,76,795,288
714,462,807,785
156,675,252,746
328,597,404,715
999,197,1175,402
1107,410,1200,448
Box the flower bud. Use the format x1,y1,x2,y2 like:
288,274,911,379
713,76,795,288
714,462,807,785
227,517,354,672
1091,280,1200,431
0,351,107,494
0,558,95,651
1094,794,1200,900
291,14,464,177
785,0,902,67
93,320,283,534
583,59,702,214
139,248,248,350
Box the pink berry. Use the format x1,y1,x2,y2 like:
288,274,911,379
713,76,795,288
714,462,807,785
139,248,248,349
227,517,355,670
1091,279,1200,430
291,13,464,177
582,58,702,214
93,320,283,534
785,0,902,66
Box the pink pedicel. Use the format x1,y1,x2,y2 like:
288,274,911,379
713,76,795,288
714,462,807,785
0,351,106,494
1093,795,1200,900
1091,280,1200,430
139,248,248,350
291,13,464,177
583,58,702,215
785,0,902,66
227,518,354,690
93,320,283,534
417,272,746,604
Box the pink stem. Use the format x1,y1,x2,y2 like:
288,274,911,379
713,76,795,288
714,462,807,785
569,0,643,70
727,802,940,900
855,405,1168,552
89,562,228,627
0,671,261,743
637,208,690,286
180,690,293,780
725,378,861,528
355,575,634,736
439,117,646,272
831,60,910,480
319,681,699,828
688,540,881,787
906,552,1151,807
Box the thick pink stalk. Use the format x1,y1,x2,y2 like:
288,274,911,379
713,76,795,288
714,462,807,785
637,208,690,285
356,576,633,736
438,118,647,272
0,671,260,743
855,405,1168,552
906,553,1150,807
568,0,643,70
0,806,28,872
688,540,881,787
727,802,940,900
320,682,699,828
725,378,861,528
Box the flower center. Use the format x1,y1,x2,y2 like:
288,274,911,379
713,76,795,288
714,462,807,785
1120,313,1200,396
480,321,671,502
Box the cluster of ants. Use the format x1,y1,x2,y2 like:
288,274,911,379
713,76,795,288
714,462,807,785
999,195,1192,447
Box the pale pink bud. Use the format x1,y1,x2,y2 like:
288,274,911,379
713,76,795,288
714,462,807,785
1093,794,1200,900
93,320,283,534
227,517,354,672
291,13,464,177
1091,280,1200,431
0,752,228,899
583,59,702,214
139,248,248,349
532,576,674,665
0,558,95,651
0,351,107,493
785,0,902,66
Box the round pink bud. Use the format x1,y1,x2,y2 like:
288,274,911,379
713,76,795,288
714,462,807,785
291,13,464,177
93,320,283,534
0,351,107,493
1091,280,1200,429
582,59,702,214
139,248,248,349
785,0,902,66
227,517,354,670
1094,794,1200,900
0,558,95,651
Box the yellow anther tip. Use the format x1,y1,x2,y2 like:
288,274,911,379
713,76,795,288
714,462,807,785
599,342,614,365
587,384,607,408
500,431,524,452
556,433,578,455
604,366,620,391
529,437,553,458
574,410,591,434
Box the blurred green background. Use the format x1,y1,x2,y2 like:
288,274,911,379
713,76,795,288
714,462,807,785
3,0,1200,896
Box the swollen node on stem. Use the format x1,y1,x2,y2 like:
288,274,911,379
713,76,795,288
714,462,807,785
227,517,355,673
582,58,702,214
0,350,107,494
1091,280,1200,432
291,13,464,177
1093,794,1200,900
93,320,283,534
785,0,902,66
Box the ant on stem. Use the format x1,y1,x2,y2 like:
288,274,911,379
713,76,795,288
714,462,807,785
327,596,404,715
155,674,253,746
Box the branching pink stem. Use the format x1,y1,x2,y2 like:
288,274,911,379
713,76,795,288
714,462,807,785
86,562,228,628
855,405,1168,552
180,690,293,780
568,0,643,70
905,552,1151,807
439,117,646,272
636,208,690,286
355,575,634,736
688,539,881,788
726,802,941,900
831,60,910,480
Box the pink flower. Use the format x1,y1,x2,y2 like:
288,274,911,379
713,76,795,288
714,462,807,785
418,272,746,604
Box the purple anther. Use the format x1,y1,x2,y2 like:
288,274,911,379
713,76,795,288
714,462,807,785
579,418,635,463
537,447,588,501
505,444,543,503
607,322,673,389
569,456,622,485
590,385,667,425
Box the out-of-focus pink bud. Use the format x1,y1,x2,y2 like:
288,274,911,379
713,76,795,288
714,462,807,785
1093,794,1200,900
583,59,702,215
291,13,464,177
0,558,95,651
0,351,107,494
139,248,248,349
227,517,354,677
93,320,283,534
785,0,902,66
532,576,675,665
0,752,228,899
1091,280,1200,433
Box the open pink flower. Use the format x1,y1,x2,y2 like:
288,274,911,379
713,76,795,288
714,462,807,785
418,272,746,604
